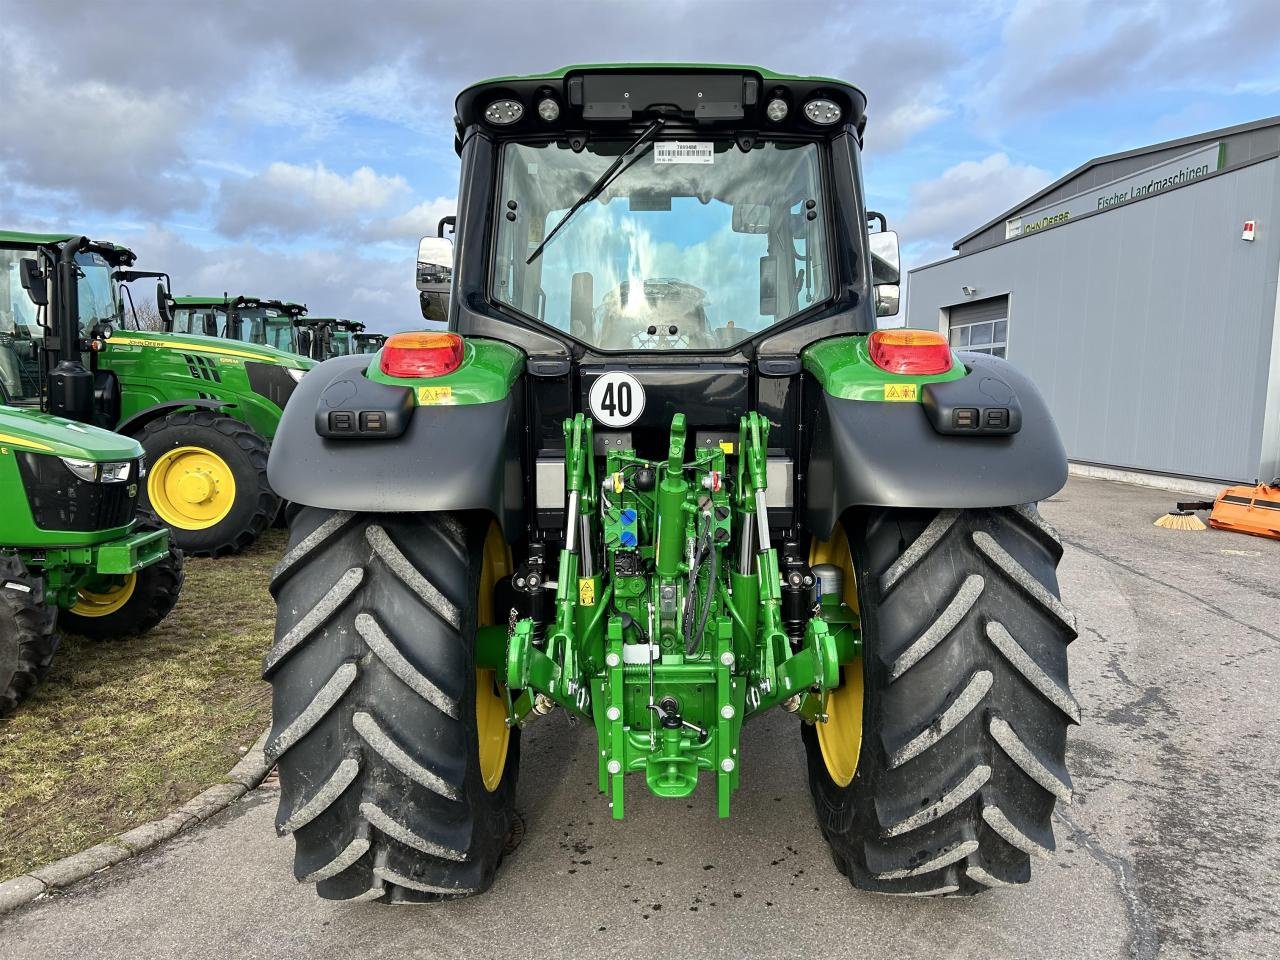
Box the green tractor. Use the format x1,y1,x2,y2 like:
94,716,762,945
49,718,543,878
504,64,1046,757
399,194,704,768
353,332,386,355
2,234,314,556
264,65,1076,903
295,318,367,361
1,249,183,714
166,295,308,357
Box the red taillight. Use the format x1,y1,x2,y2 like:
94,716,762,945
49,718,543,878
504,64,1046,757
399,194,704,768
869,329,953,375
380,332,465,378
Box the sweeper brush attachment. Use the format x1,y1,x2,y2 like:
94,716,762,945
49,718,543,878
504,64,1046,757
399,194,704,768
1154,510,1207,531
1159,483,1280,539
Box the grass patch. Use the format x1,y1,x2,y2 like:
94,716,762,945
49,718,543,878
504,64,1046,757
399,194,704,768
0,530,284,881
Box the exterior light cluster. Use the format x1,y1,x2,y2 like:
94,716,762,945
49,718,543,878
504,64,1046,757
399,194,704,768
765,97,789,122
803,98,842,125
484,99,524,125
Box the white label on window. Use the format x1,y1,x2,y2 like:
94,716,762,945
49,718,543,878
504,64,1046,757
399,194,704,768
589,371,646,428
654,141,714,164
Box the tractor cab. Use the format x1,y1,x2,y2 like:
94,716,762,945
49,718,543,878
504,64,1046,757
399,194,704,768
0,232,139,416
165,295,308,355
352,331,386,355
300,318,365,359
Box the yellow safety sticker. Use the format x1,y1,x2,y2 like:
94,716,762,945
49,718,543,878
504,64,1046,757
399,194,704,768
416,386,454,404
883,383,919,402
719,441,735,454
578,578,596,606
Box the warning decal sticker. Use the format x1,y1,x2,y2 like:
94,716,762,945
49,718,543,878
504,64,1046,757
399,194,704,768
883,383,919,402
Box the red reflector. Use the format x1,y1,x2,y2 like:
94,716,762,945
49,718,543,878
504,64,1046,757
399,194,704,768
869,329,953,376
380,332,465,378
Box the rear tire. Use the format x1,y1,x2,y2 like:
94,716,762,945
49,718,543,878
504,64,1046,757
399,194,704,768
265,508,519,903
803,505,1078,895
138,410,277,558
0,555,59,718
58,517,185,640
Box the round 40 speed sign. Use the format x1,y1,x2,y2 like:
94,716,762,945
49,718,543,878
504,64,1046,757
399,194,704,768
588,371,646,428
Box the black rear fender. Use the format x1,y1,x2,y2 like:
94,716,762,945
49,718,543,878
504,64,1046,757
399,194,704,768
804,353,1067,537
266,355,525,538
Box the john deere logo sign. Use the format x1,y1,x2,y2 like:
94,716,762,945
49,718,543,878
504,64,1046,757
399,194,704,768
1006,141,1224,240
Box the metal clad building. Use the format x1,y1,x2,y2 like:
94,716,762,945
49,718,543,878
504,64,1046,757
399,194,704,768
906,117,1280,484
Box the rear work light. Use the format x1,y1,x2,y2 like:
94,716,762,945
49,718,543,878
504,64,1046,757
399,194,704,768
380,332,465,378
869,329,953,376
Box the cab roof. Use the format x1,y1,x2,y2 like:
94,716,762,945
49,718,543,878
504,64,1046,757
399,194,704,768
174,295,307,314
0,230,136,262
455,62,867,144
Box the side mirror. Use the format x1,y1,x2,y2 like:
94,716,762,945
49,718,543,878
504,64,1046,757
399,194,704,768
156,282,174,329
875,283,901,319
417,236,454,292
869,229,900,285
869,229,901,318
19,258,47,307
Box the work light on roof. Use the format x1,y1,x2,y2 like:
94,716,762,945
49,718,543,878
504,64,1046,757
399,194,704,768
536,97,560,122
765,98,789,122
485,99,524,125
803,98,842,125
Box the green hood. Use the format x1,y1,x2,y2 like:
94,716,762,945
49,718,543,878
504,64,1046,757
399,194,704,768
107,330,314,370
0,405,143,461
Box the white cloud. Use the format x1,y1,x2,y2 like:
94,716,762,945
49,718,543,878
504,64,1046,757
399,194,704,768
0,65,202,215
899,152,1053,258
216,162,412,239
370,197,458,243
119,227,424,333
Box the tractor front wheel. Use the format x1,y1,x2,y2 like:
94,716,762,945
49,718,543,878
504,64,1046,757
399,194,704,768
803,505,1078,895
59,518,185,640
138,410,277,557
0,555,59,717
265,508,519,903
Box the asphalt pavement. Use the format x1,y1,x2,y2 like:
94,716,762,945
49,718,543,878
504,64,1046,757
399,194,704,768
2,477,1277,959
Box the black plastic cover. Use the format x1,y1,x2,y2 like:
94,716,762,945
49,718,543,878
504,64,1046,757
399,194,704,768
245,361,299,412
921,354,1024,437
804,354,1066,537
268,355,524,537
311,366,414,440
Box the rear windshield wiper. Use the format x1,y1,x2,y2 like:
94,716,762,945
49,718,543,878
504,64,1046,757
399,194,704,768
524,118,666,265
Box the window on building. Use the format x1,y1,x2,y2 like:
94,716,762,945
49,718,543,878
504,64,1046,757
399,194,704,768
949,318,1007,358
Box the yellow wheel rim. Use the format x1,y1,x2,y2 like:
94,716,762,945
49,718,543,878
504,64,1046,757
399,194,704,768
476,521,512,792
71,574,137,618
148,446,237,531
811,525,865,787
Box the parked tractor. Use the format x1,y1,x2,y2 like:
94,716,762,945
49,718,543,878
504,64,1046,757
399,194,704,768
264,65,1077,904
295,318,367,360
353,332,386,355
166,295,308,357
1,247,184,712
3,234,313,556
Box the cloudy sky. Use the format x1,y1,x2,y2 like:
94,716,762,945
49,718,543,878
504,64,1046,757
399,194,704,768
3,0,1277,332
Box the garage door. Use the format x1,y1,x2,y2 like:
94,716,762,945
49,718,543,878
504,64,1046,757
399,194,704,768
947,295,1008,358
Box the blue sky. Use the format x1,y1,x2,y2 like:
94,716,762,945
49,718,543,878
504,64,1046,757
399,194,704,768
2,0,1277,332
